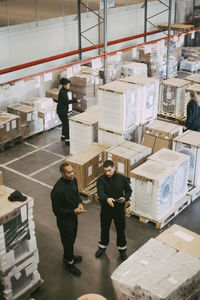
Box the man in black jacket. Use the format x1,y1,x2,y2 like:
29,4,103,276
185,92,200,132
57,78,81,144
95,160,132,261
51,162,86,276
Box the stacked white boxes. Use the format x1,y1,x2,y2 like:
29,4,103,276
21,97,61,131
121,76,159,125
98,80,140,146
69,108,98,155
0,184,40,300
130,160,175,221
180,59,200,73
147,148,190,204
121,62,148,77
111,238,200,300
160,78,191,116
104,141,152,177
185,73,200,85
173,130,200,187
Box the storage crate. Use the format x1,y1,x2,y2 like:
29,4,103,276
147,148,189,204
98,80,140,133
173,130,200,186
121,75,159,124
160,78,190,116
130,160,175,221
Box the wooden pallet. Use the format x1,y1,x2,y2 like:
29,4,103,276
15,279,44,300
80,178,97,202
130,195,191,229
185,287,200,300
187,185,200,202
158,23,194,32
157,112,186,126
0,135,23,152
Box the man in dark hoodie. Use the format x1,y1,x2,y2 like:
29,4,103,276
185,92,200,132
51,163,86,276
57,78,81,144
95,160,132,261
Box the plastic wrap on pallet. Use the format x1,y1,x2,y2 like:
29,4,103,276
69,109,98,155
111,238,200,300
0,251,40,300
20,118,43,138
0,185,37,273
121,62,147,77
147,148,189,205
99,62,122,82
0,112,21,145
179,58,200,73
182,47,200,60
163,56,178,78
160,78,190,116
98,80,140,134
173,130,200,187
130,160,175,221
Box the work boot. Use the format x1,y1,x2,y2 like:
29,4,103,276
61,135,65,141
65,139,70,145
65,262,81,276
74,255,82,264
95,247,106,258
119,250,128,261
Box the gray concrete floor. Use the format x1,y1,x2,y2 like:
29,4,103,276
0,125,200,300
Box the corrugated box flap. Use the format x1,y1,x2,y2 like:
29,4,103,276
99,80,139,93
163,78,190,88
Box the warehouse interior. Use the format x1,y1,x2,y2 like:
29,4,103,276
1,1,200,300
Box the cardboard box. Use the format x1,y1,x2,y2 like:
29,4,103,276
104,141,152,177
7,105,38,124
156,224,200,259
0,112,21,144
65,143,109,190
143,120,183,153
45,88,59,101
185,73,200,84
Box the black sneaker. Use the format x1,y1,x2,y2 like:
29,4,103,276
65,139,70,145
74,255,82,264
65,263,81,276
119,250,128,261
61,135,65,141
95,248,106,258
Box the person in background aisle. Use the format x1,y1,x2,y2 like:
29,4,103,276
95,160,132,261
51,162,86,276
57,78,81,145
185,92,200,132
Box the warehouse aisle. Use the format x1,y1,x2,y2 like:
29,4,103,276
0,127,200,300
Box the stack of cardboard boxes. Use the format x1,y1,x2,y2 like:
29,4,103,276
0,172,41,300
7,104,43,139
0,112,21,148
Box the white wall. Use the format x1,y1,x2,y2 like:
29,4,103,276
0,1,174,108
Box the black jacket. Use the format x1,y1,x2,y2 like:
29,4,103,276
186,99,200,132
97,172,132,207
51,177,82,220
57,87,77,116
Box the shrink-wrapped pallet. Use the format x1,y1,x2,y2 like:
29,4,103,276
0,251,40,300
0,185,37,273
173,130,200,186
69,109,98,155
160,78,190,116
147,148,189,204
130,160,175,221
111,238,200,300
121,76,159,124
121,62,147,77
98,80,140,134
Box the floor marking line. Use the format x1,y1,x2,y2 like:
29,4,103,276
28,158,64,177
0,165,53,189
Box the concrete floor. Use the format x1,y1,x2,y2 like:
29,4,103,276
0,125,200,300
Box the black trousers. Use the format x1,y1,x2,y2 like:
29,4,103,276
99,205,127,250
57,217,78,262
58,113,69,139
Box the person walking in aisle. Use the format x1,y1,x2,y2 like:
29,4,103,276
185,91,200,132
57,78,81,145
51,162,86,276
95,160,132,261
